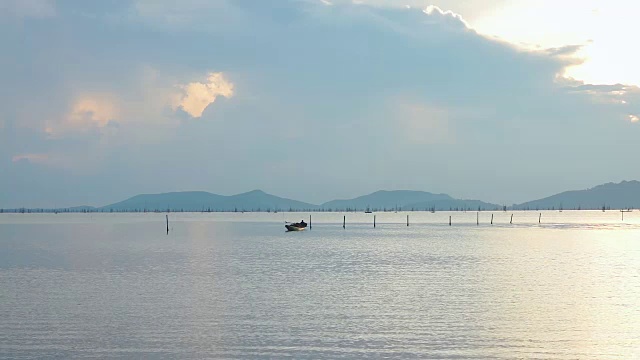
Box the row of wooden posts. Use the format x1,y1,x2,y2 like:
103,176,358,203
310,212,544,229
165,211,629,233
164,212,545,232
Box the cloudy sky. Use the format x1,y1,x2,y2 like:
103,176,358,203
1,0,639,208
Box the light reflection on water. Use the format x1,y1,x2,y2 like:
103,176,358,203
1,212,639,359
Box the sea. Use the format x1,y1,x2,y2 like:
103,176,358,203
1,211,639,359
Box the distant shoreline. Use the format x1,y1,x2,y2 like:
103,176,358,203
3,180,639,214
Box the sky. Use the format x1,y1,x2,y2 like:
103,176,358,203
1,0,639,208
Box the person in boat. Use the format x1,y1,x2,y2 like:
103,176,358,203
296,220,307,228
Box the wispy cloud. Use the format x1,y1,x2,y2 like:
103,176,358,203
11,152,78,170
39,93,121,140
67,95,120,128
12,153,49,164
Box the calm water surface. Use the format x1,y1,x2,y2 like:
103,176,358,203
1,211,639,359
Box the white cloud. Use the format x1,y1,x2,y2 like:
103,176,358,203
423,5,469,28
32,68,234,142
172,72,234,118
629,115,639,123
319,0,507,22
8,67,236,158
564,83,633,105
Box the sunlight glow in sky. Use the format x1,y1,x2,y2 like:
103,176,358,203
472,0,640,85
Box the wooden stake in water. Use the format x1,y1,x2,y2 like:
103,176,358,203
449,215,451,226
309,215,312,230
343,215,346,229
166,215,169,234
407,215,409,227
374,215,376,228
510,214,513,224
539,213,541,223
477,212,479,226
491,214,493,225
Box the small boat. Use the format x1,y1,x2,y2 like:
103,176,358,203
285,220,307,231
286,224,305,231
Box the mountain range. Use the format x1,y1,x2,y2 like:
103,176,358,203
512,180,640,210
99,180,640,212
5,181,640,212
102,190,316,212
96,189,498,212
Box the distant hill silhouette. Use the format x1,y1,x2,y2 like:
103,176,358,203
513,181,640,210
321,190,452,211
102,190,317,212
319,190,500,211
